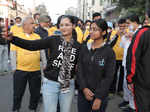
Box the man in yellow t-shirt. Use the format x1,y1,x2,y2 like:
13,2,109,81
109,18,125,94
11,17,41,112
10,17,23,35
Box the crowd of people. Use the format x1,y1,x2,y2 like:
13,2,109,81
0,10,150,112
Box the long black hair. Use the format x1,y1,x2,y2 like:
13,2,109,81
56,15,77,41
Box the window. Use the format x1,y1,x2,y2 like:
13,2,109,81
100,0,102,5
92,0,95,6
100,0,105,6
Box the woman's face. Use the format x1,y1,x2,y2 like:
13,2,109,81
85,22,91,30
59,18,74,36
90,23,103,40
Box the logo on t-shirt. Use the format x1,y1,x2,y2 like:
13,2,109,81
99,59,105,66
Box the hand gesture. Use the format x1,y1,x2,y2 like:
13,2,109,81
1,27,13,40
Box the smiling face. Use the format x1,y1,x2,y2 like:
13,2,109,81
59,17,74,37
118,23,126,34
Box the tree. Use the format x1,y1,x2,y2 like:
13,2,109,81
118,0,149,15
116,0,150,21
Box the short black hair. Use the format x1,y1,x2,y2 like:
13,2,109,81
33,13,40,19
78,19,84,24
15,17,22,21
128,14,140,24
85,20,92,24
0,17,4,22
118,18,126,24
92,12,101,19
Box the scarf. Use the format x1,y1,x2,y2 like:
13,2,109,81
58,36,74,93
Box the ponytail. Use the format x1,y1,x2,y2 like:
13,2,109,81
72,29,77,41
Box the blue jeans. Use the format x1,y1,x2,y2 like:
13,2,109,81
42,77,75,112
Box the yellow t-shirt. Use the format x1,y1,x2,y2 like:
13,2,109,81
75,26,84,44
110,30,124,60
10,32,41,71
10,25,23,35
48,26,58,36
83,29,93,43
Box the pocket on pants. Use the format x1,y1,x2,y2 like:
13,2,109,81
42,77,60,94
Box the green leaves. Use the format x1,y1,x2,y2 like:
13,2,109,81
118,0,149,17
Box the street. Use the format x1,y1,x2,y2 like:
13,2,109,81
0,73,123,112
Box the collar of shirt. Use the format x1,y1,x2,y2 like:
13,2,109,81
87,42,106,50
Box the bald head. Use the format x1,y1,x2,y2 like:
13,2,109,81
22,16,35,34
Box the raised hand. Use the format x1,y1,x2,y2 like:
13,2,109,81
1,27,13,40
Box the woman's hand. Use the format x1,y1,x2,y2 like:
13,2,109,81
92,98,102,111
83,88,94,101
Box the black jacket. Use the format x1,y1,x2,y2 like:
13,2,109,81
34,25,49,58
77,43,116,100
126,26,150,88
11,35,81,81
34,26,48,39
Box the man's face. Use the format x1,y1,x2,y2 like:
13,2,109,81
126,19,130,28
118,23,126,34
15,18,21,24
24,18,35,33
93,16,101,21
40,22,49,28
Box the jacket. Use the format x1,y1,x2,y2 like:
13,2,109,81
126,26,150,88
77,43,116,100
11,35,81,81
34,25,48,39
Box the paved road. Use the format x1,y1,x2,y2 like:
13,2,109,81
0,73,123,112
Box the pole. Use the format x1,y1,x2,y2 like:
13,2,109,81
83,0,85,22
2,0,9,37
15,0,18,17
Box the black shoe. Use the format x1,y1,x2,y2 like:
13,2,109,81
118,101,129,109
123,107,136,112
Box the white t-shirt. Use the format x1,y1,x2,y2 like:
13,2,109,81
120,25,142,67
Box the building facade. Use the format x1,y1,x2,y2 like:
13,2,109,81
0,0,27,20
65,7,78,17
77,0,118,21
